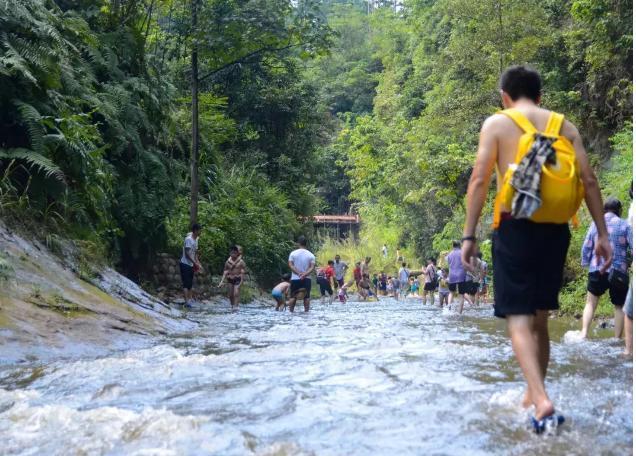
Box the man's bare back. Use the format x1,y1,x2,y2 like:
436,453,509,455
477,103,589,194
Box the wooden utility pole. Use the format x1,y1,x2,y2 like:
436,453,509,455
189,0,200,226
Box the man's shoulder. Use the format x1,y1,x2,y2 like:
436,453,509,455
482,112,515,132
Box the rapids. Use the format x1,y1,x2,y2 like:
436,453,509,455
0,298,632,455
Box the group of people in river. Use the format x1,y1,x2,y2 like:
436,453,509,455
276,247,490,316
177,66,632,435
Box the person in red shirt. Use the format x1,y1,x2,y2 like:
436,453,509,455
317,260,337,305
353,261,362,289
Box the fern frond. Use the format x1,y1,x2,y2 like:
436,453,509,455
8,34,56,72
0,36,37,84
0,148,65,182
15,100,45,153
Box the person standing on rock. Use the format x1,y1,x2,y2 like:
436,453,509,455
179,223,202,308
219,245,246,310
288,235,316,312
461,65,611,432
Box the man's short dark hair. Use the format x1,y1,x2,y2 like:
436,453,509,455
402,262,406,267
297,235,307,246
282,273,291,281
429,256,436,264
452,241,460,249
328,260,334,265
604,197,622,216
191,223,201,232
500,65,541,102
230,245,240,253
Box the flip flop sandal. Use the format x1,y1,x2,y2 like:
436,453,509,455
531,414,565,435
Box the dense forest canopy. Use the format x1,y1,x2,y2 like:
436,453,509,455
0,0,632,295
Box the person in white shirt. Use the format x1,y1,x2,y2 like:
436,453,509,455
288,235,316,312
382,244,388,258
179,223,202,307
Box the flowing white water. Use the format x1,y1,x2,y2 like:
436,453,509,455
0,298,632,455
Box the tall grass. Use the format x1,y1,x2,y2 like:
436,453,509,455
315,231,423,281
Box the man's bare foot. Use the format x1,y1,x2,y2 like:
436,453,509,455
534,398,555,421
521,390,532,409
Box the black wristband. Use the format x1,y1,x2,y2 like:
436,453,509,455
461,236,477,242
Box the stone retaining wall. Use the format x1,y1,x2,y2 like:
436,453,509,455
152,252,216,290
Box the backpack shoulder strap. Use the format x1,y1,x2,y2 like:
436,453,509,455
499,109,537,134
544,111,564,137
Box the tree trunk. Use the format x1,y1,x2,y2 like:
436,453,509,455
189,0,200,226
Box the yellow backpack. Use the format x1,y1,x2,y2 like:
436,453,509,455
492,109,584,228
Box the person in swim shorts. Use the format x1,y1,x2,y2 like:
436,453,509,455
219,245,246,310
461,65,611,427
580,197,632,339
288,235,316,312
272,273,291,311
423,257,438,305
316,260,336,305
447,241,468,313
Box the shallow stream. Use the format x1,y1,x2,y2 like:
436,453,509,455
0,298,632,455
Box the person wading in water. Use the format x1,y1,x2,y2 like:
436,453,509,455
288,236,316,312
179,223,202,308
219,245,246,310
461,65,611,433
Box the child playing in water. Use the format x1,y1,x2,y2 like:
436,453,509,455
338,279,354,303
272,273,291,311
410,277,419,297
438,268,450,308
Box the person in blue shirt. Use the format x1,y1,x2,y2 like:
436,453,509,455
580,197,632,339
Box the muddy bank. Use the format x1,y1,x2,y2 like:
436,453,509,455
0,223,198,364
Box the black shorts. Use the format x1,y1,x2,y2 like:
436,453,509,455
424,282,436,292
448,282,469,294
291,278,312,298
492,218,570,318
587,271,629,306
180,262,194,290
227,276,242,286
466,282,479,296
317,277,333,296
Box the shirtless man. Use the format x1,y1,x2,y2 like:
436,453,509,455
219,245,246,310
361,256,372,277
461,66,611,429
